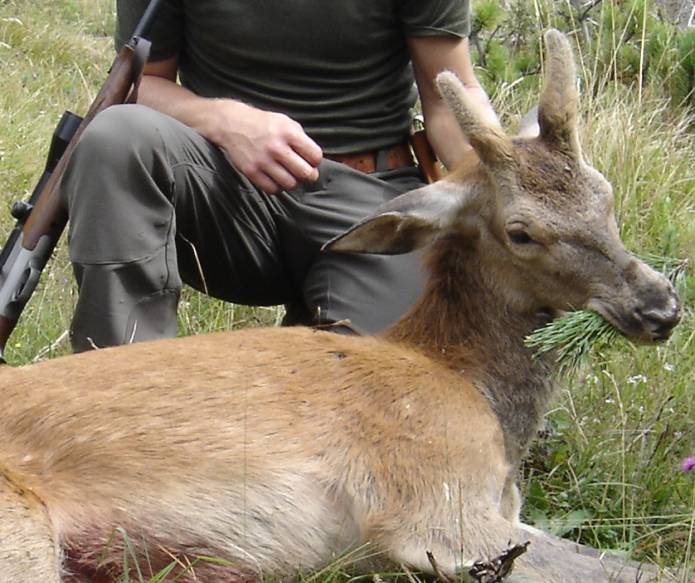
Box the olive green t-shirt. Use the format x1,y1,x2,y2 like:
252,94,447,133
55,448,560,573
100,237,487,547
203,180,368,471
117,1,470,154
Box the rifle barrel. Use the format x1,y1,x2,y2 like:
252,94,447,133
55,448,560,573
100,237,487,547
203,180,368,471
131,0,166,39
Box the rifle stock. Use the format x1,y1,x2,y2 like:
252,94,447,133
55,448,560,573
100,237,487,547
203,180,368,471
0,0,163,363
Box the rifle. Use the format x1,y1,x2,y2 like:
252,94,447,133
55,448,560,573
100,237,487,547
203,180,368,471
0,0,164,364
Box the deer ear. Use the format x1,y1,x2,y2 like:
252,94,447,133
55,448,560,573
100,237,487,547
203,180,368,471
538,29,581,158
436,71,514,170
323,181,469,255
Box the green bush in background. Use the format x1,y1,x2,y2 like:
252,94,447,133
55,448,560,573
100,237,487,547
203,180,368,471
471,0,695,110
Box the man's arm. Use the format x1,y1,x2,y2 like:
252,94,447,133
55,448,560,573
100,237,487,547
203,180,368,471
407,35,497,170
135,57,322,194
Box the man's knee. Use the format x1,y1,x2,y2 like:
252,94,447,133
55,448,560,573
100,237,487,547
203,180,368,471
61,105,179,264
62,104,173,210
73,104,166,165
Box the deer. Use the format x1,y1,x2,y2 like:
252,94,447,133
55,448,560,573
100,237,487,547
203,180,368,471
0,30,683,583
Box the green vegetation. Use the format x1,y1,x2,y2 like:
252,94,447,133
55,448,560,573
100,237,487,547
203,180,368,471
471,0,695,110
0,0,693,580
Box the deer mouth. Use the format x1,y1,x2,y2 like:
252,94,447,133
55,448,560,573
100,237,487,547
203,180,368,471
586,297,682,344
535,307,560,325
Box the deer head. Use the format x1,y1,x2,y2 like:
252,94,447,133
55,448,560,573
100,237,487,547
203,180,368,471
326,30,681,344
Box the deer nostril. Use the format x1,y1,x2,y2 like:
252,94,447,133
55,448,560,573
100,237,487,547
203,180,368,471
634,298,682,339
648,318,675,338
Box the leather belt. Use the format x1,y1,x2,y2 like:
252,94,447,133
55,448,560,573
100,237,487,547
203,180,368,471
326,141,416,174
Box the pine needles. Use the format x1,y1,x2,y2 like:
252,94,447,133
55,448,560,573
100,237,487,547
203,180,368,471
525,309,621,375
524,254,688,375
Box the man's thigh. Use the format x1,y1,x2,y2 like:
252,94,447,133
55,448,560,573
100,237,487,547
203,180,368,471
159,121,297,306
64,104,297,308
277,162,426,334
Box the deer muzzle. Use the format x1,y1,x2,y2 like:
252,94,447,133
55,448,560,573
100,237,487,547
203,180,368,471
587,261,682,343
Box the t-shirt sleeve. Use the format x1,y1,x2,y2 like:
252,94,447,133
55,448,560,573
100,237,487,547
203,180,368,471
399,0,470,38
115,0,183,61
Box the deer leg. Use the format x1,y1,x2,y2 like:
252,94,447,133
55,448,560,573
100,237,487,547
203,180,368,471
500,475,522,523
387,535,461,576
373,504,521,579
380,503,666,583
0,471,62,582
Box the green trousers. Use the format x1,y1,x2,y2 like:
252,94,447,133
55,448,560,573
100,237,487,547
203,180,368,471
60,105,426,352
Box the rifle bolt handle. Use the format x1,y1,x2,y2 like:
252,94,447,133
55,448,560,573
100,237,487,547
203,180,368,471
11,201,33,222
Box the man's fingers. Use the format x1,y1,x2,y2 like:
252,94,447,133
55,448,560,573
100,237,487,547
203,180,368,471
249,170,283,195
246,156,303,194
288,130,323,168
279,149,320,184
263,137,320,188
264,161,300,193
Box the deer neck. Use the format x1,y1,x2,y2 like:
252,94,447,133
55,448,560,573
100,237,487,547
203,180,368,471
385,234,556,465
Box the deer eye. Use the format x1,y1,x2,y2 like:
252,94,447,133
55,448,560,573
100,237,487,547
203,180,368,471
507,229,535,246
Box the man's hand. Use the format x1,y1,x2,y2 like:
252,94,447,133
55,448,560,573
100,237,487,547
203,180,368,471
136,56,323,195
208,99,322,194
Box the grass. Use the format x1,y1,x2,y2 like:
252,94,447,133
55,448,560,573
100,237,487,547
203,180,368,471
0,0,693,580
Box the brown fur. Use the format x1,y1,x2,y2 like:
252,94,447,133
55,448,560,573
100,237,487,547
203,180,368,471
3,330,512,581
0,30,682,582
